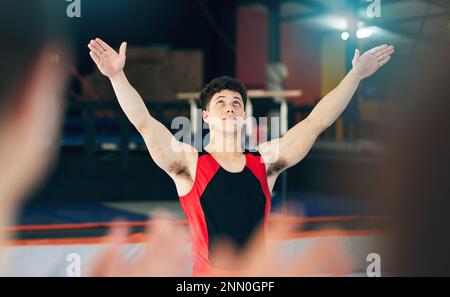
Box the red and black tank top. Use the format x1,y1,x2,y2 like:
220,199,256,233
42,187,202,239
178,149,272,276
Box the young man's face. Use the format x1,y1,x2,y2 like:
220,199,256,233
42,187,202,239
202,89,247,134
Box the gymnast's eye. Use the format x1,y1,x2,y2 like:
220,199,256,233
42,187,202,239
217,100,224,105
233,101,241,106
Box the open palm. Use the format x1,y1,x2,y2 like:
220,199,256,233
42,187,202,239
87,38,127,78
352,44,394,79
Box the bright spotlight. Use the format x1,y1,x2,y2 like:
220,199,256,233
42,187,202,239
356,28,373,39
341,31,350,40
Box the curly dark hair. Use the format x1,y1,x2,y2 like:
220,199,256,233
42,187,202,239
199,76,247,111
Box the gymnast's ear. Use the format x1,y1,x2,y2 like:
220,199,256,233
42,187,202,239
202,109,209,123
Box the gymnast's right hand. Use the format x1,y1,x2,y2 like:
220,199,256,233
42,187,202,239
87,38,127,78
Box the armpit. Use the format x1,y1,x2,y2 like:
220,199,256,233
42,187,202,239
266,159,288,177
168,161,193,181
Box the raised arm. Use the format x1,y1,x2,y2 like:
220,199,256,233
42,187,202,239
87,38,195,177
258,44,394,177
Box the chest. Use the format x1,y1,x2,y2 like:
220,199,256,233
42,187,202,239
209,154,246,173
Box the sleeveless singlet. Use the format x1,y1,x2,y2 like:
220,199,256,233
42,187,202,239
178,149,272,276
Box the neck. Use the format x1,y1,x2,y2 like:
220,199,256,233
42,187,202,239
206,129,244,155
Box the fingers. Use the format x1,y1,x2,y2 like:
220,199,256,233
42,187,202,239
89,51,100,64
209,239,239,273
87,40,105,66
379,55,391,66
87,220,130,276
142,209,175,242
88,40,103,56
370,45,394,58
377,46,394,61
104,219,130,245
138,212,190,276
95,38,112,51
369,44,389,55
277,235,352,276
366,44,394,68
88,43,103,57
213,213,300,276
87,244,120,276
119,42,127,57
252,215,299,276
352,49,360,67
375,45,394,67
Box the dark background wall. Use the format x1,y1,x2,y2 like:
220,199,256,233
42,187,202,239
70,0,237,84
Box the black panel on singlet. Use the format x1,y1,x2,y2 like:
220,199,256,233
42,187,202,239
198,155,266,264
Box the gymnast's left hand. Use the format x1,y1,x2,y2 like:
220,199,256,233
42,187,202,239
351,44,394,79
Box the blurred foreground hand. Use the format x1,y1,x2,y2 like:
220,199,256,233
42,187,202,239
0,46,69,275
88,212,353,277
